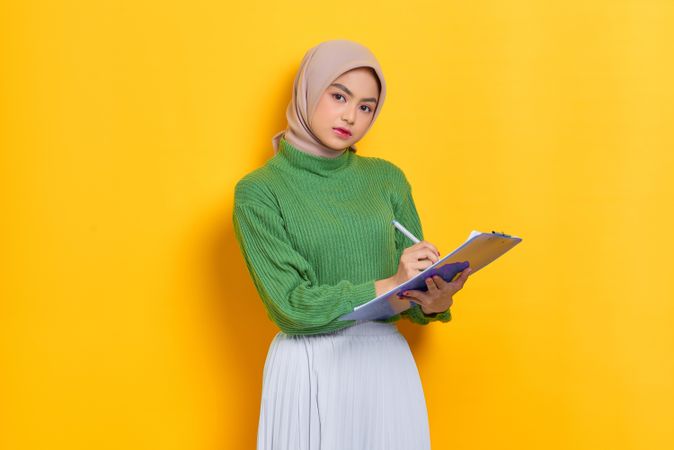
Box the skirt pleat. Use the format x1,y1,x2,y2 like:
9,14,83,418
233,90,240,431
257,320,431,450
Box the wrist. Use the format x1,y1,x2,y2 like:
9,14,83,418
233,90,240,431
421,305,448,316
374,277,397,297
421,306,439,316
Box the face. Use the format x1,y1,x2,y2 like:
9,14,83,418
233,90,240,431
310,67,380,153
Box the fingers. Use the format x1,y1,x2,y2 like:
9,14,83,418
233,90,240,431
399,289,430,306
402,241,441,264
410,258,434,272
430,268,471,293
407,247,439,264
422,240,441,256
401,286,443,312
458,268,472,285
411,241,440,258
449,268,472,291
419,248,439,264
424,276,439,293
431,274,447,288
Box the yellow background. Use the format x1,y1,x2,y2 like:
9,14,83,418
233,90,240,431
2,1,673,449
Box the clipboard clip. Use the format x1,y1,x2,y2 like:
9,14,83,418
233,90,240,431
491,230,512,238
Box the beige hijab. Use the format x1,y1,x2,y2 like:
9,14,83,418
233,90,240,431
272,39,387,155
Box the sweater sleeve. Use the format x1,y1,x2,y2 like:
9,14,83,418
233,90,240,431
388,165,452,325
233,179,376,335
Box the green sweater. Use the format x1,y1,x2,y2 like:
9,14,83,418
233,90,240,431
233,137,451,336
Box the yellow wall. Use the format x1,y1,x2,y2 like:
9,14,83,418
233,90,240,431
2,1,673,449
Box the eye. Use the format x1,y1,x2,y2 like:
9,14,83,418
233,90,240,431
361,105,373,113
332,93,345,102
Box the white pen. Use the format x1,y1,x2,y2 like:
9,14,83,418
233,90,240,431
391,219,420,244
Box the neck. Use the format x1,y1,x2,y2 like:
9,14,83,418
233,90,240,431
276,137,353,177
306,147,347,158
283,129,350,158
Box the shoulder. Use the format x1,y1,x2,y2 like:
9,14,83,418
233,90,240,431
233,163,279,208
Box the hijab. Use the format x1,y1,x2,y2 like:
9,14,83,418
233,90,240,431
271,39,387,156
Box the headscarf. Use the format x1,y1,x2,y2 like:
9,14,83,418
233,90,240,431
271,39,387,155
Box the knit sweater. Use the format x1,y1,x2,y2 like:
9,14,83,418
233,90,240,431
232,137,451,336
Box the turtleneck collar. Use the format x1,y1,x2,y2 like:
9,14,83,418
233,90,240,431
277,137,353,177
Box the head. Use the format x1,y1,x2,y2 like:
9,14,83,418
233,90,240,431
310,67,381,152
271,39,387,158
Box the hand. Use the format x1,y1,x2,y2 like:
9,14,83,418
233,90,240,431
398,267,472,314
389,240,441,287
376,240,441,315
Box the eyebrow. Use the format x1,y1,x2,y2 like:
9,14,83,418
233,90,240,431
330,83,378,103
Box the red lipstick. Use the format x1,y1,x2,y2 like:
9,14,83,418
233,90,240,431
333,127,352,138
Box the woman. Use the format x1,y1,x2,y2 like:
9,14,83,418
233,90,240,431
233,39,471,450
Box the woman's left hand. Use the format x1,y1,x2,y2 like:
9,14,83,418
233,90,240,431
398,267,472,314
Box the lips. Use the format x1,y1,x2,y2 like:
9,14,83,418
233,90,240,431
333,127,352,137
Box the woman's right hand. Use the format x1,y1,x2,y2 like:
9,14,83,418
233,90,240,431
389,240,441,286
375,240,442,314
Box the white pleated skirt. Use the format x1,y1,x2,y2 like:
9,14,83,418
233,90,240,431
257,320,431,450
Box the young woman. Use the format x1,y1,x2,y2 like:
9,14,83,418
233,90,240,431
233,39,471,450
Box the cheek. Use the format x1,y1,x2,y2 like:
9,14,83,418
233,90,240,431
313,102,338,124
356,114,374,132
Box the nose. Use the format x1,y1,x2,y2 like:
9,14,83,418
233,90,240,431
341,105,356,125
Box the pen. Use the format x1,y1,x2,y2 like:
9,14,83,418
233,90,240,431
392,219,420,244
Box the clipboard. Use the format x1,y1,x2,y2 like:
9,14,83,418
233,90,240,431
338,230,523,321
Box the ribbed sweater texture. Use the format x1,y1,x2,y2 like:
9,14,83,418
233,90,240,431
233,137,451,336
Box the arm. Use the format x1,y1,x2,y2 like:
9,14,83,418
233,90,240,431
389,166,452,325
233,180,379,335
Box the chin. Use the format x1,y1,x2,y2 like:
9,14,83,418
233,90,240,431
330,143,351,151
323,136,353,151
